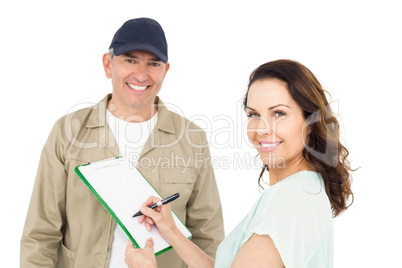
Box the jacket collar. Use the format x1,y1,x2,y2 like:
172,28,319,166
85,94,110,128
154,96,176,134
86,94,176,135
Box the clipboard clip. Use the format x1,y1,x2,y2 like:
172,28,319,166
88,157,122,170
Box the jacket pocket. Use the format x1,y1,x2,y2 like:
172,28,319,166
57,242,73,268
159,166,197,221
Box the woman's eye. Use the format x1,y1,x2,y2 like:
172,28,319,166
247,112,260,118
274,111,286,117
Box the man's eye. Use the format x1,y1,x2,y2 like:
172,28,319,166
126,59,136,64
149,62,160,67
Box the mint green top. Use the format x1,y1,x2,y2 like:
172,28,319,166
215,171,333,267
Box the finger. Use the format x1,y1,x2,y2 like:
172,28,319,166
145,238,154,249
142,195,162,207
144,217,155,232
145,222,152,231
140,206,159,219
154,206,162,213
127,239,134,248
145,216,155,226
138,214,146,224
125,240,135,256
159,203,171,213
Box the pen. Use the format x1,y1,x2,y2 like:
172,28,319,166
133,193,180,217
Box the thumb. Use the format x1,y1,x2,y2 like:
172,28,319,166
145,238,154,249
127,239,135,248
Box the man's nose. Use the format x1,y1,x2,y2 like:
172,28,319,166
134,64,149,82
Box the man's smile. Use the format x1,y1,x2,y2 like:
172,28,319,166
127,83,149,91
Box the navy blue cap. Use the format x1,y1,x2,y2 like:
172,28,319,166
109,18,168,63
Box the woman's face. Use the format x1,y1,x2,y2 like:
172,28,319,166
246,79,308,170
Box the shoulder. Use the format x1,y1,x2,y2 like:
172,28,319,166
157,98,208,145
168,109,205,132
157,97,205,131
245,172,333,267
53,103,97,133
47,97,105,147
54,94,109,132
168,110,210,151
57,106,94,124
271,171,324,199
261,172,331,219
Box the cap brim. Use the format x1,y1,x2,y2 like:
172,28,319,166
113,43,168,63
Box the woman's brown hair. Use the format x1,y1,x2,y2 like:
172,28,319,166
243,59,354,217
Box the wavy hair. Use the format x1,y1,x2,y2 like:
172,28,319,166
243,59,354,217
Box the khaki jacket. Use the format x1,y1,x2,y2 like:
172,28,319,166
21,95,224,267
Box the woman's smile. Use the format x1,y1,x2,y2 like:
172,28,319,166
258,140,282,152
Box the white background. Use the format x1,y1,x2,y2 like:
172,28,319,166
1,0,401,267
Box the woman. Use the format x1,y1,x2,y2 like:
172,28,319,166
125,59,354,267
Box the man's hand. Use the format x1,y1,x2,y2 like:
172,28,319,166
125,239,157,268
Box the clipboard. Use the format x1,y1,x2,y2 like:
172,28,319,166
75,157,192,256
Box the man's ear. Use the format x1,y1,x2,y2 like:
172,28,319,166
102,53,112,79
163,62,170,79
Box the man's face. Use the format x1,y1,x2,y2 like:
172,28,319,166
103,50,169,118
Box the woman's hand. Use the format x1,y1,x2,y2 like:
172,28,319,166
138,196,179,244
125,239,157,268
136,196,215,268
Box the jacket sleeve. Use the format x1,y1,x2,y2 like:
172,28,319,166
185,145,225,259
20,121,67,267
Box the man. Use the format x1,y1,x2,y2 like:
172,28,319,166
21,18,224,267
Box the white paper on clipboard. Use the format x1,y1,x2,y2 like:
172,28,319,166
75,157,192,256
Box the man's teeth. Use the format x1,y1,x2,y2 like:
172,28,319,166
128,84,147,90
261,142,280,148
